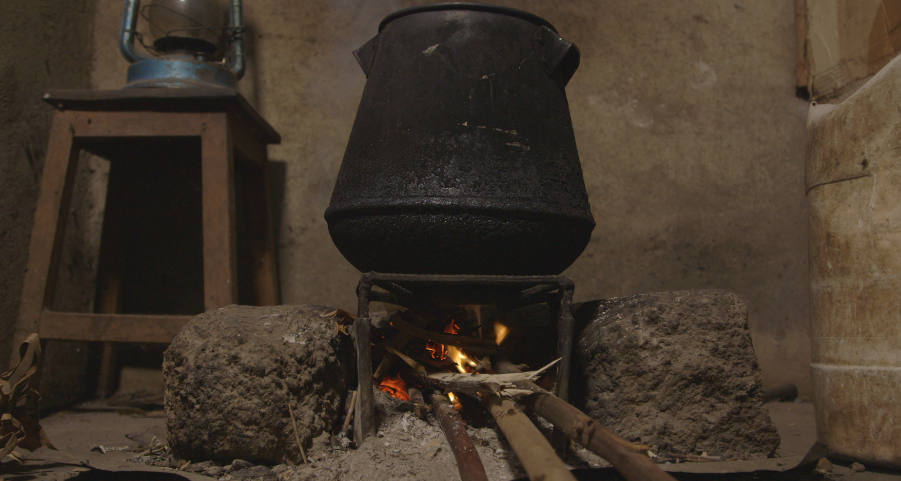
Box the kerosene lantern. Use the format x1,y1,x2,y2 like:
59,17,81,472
118,0,245,88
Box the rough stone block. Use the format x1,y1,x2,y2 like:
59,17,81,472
572,290,779,459
163,305,353,464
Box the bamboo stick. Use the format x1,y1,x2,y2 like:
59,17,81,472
430,393,489,481
492,358,676,481
524,393,675,481
485,394,577,481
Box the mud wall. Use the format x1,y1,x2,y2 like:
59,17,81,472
86,1,811,394
0,1,97,381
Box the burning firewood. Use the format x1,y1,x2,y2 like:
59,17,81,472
361,292,669,481
387,312,501,355
398,349,675,481
373,309,435,382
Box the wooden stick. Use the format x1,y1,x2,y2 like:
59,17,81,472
485,394,577,481
373,311,428,382
388,313,501,354
385,346,428,377
340,390,358,433
408,387,428,419
353,317,375,444
492,358,676,481
372,331,413,382
430,393,489,481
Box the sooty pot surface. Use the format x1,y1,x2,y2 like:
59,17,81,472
325,4,595,275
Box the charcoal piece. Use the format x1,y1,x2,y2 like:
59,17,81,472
163,305,354,464
572,290,779,460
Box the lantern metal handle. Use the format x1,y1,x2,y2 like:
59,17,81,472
119,0,149,63
119,0,245,79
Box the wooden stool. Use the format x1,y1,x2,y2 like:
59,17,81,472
12,88,281,395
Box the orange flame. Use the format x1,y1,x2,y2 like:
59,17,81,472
495,321,510,345
424,319,481,373
447,392,464,411
379,373,411,401
448,345,478,373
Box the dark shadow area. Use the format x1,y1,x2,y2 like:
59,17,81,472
72,469,193,480
514,466,826,481
266,160,286,245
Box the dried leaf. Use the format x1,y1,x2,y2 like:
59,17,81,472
1,334,54,461
334,320,350,336
422,359,561,396
321,309,356,324
321,309,356,335
6,449,24,463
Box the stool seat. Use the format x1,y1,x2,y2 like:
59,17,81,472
12,88,281,393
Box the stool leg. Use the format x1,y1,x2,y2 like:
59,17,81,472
96,343,118,398
95,277,121,398
92,155,132,398
241,160,280,306
13,111,80,364
201,115,238,310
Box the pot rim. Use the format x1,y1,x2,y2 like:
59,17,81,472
378,2,558,33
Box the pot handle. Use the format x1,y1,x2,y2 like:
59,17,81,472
353,34,379,77
533,26,580,87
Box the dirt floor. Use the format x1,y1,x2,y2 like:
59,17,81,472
3,399,901,481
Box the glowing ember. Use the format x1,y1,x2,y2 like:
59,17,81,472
494,321,510,345
447,392,464,411
379,373,411,401
426,318,462,360
425,341,446,360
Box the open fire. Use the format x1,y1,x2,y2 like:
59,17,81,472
424,317,484,374
378,309,515,403
342,273,674,481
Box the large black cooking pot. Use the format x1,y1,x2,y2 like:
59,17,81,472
325,3,595,275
